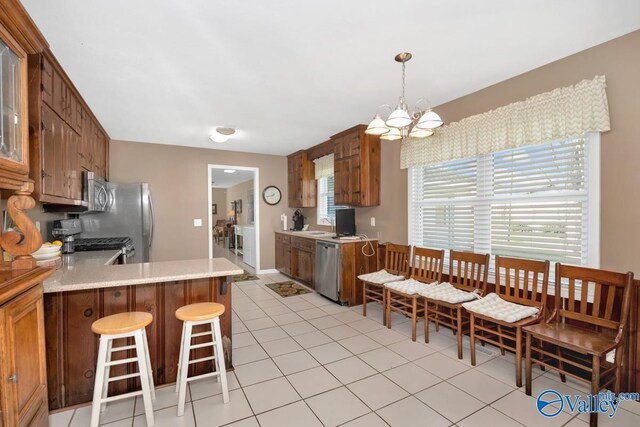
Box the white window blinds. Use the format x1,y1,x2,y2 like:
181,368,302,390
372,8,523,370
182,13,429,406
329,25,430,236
317,175,341,225
408,134,599,270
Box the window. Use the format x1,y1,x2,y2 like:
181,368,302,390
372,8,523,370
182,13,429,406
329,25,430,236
317,175,343,225
408,134,600,279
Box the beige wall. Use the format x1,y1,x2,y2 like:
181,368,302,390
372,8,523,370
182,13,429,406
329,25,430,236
109,140,294,269
211,188,227,225
226,179,254,225
301,139,407,244
391,31,640,273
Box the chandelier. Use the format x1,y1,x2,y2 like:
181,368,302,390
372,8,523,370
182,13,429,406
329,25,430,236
365,52,443,141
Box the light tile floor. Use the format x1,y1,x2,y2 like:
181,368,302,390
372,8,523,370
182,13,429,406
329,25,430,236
50,272,640,427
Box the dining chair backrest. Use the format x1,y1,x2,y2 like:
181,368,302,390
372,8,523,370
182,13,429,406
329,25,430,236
554,263,633,338
495,256,550,308
448,250,490,294
384,243,412,277
410,247,445,284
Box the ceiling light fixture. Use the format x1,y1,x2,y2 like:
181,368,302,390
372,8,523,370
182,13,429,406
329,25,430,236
366,52,443,141
223,169,236,174
209,127,236,143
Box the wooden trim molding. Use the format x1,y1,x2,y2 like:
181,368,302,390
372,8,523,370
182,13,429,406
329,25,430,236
0,0,48,54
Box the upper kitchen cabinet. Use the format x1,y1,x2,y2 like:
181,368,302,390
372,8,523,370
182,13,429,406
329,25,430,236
287,150,316,208
28,50,109,205
0,22,30,189
333,125,380,207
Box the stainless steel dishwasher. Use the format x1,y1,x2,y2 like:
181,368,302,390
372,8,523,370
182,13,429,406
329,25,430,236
315,240,341,301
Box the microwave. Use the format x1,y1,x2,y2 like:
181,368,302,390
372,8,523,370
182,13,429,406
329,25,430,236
83,171,112,212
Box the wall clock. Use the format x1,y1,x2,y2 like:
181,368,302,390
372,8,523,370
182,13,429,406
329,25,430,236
262,185,282,206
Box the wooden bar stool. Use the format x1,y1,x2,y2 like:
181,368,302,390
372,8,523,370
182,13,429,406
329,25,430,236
91,312,155,427
175,302,229,417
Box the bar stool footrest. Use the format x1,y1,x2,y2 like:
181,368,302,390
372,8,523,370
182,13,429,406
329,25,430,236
107,372,141,383
188,355,216,365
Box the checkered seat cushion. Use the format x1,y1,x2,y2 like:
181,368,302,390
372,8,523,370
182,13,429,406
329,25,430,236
384,278,438,295
358,269,405,285
418,282,479,304
462,293,539,323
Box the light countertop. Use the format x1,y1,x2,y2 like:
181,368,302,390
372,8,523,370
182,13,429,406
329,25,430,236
275,230,378,244
43,252,243,293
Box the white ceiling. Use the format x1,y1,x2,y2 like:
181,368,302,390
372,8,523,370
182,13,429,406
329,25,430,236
211,168,253,189
22,0,640,156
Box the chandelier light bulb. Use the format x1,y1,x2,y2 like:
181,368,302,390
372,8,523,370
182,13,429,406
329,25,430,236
386,106,412,129
380,127,402,141
417,110,443,129
365,114,390,135
409,126,434,138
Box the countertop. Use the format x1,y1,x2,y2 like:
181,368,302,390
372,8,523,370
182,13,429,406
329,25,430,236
43,251,243,293
275,230,378,244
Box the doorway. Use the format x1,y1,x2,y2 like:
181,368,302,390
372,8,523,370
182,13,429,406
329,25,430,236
208,165,260,274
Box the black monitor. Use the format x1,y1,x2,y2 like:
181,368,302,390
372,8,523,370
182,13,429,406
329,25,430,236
335,208,356,236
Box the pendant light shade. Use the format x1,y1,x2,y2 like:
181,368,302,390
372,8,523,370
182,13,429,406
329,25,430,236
365,115,390,135
409,126,434,138
380,127,402,141
386,107,412,129
417,110,443,129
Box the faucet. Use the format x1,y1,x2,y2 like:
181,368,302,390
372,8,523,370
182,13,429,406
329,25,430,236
321,217,335,233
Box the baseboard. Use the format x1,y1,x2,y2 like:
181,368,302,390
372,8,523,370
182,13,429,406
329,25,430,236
257,268,279,275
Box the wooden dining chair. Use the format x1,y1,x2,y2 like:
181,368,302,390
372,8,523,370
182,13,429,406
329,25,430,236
362,243,411,325
467,256,550,387
524,264,633,427
423,250,490,359
384,247,445,341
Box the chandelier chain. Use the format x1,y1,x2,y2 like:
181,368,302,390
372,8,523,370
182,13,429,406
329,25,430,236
401,61,406,103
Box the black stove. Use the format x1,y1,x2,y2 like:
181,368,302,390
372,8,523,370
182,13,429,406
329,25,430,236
74,237,134,253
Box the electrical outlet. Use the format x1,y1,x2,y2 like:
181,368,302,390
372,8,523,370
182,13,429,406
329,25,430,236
370,217,376,227
35,221,41,232
193,219,202,227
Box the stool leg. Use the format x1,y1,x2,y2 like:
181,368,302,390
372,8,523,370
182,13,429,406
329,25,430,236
175,321,186,392
100,338,113,412
212,318,229,403
210,323,220,383
142,329,156,401
134,329,155,427
177,322,193,417
91,335,109,427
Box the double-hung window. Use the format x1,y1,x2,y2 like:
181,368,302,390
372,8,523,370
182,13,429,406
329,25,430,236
317,175,340,225
408,133,600,279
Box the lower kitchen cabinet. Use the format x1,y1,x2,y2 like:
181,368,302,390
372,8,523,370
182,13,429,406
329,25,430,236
275,233,378,305
0,267,53,427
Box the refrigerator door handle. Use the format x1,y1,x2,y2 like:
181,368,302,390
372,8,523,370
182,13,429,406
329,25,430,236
148,192,154,247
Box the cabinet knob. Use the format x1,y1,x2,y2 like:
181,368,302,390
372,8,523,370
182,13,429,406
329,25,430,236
8,374,17,383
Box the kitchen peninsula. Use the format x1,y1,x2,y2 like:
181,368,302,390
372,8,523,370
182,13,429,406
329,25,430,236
43,254,242,410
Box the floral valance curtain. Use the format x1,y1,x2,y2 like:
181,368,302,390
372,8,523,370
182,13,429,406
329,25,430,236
400,75,610,168
314,153,334,179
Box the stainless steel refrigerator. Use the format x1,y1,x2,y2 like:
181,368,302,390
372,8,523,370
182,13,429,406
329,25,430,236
79,182,153,263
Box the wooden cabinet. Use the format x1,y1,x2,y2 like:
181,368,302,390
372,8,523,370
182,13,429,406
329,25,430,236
28,51,109,206
275,233,291,275
287,151,316,208
275,233,378,304
44,276,233,410
333,125,380,207
0,268,52,427
291,236,315,287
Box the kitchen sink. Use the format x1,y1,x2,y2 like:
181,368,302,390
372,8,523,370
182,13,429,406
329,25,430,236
304,231,330,235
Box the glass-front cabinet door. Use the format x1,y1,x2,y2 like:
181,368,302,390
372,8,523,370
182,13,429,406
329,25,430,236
0,24,28,176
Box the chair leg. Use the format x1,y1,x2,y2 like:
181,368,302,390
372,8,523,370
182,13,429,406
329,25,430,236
100,338,112,413
386,289,392,329
135,329,155,427
525,332,532,396
497,325,505,355
177,322,192,417
175,321,186,392
469,313,476,366
91,335,109,427
424,299,430,343
213,318,230,403
515,327,522,388
456,307,463,359
411,296,417,342
434,304,440,332
590,355,600,427
381,285,387,326
362,284,367,317
556,345,567,383
614,362,622,395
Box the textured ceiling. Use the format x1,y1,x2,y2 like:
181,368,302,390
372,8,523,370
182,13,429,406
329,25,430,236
21,0,640,155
